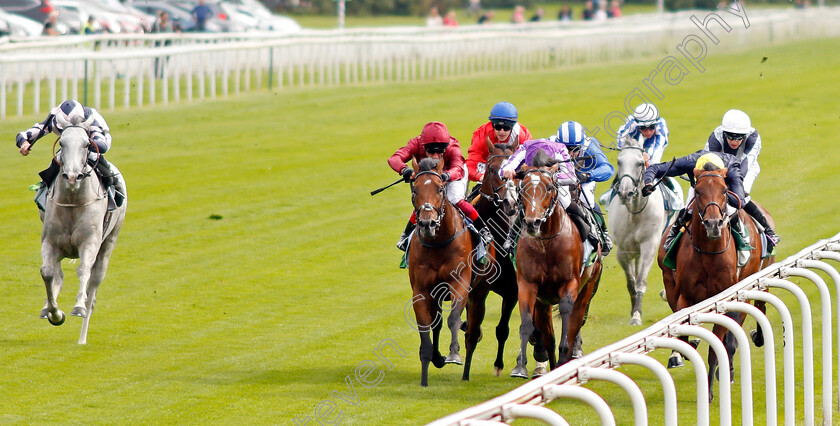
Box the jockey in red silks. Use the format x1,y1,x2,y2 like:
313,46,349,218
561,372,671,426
466,101,533,183
389,121,492,260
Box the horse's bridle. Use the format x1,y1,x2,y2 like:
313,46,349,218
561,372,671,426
518,169,559,226
53,124,99,180
411,170,447,230
688,172,736,255
615,146,648,214
479,154,512,205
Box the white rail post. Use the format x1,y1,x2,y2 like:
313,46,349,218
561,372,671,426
647,337,710,425
693,311,753,425
742,289,796,426
811,246,840,411
723,299,777,425
788,263,834,424
671,324,732,426
577,367,647,426
611,352,677,426
500,404,567,426
542,384,616,426
763,277,815,426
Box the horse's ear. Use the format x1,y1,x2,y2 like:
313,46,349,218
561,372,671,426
511,133,520,151
485,135,494,154
435,158,445,174
548,163,560,174
411,159,419,172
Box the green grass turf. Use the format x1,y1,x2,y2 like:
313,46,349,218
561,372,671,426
1,35,839,424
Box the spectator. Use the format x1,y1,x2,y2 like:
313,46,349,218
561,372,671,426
558,5,572,21
443,10,458,26
152,11,174,79
529,7,545,22
511,5,526,23
593,2,607,21
426,6,443,27
607,0,622,17
467,0,481,16
192,0,213,32
478,10,494,24
81,16,97,34
43,10,60,36
582,1,594,20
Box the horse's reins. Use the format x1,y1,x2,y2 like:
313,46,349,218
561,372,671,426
615,146,649,215
518,169,566,240
688,173,733,255
48,125,105,208
411,170,467,248
479,153,512,205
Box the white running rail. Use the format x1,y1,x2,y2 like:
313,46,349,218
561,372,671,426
2,8,840,118
428,232,840,426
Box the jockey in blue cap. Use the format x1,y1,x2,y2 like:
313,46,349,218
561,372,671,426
549,120,615,255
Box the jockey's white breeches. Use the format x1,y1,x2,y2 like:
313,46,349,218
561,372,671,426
580,181,597,209
445,164,468,204
685,187,737,217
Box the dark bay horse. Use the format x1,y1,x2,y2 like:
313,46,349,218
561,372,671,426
510,159,602,379
406,158,494,386
462,138,519,380
658,166,775,400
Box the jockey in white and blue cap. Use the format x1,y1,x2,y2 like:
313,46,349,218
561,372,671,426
16,99,122,211
549,120,615,255
601,103,684,213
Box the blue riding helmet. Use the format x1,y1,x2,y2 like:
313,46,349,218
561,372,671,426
556,121,586,146
488,101,518,122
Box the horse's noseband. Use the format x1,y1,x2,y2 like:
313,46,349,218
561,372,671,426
411,171,447,228
518,169,558,224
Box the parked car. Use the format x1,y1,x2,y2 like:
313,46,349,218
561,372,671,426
0,6,41,36
225,0,299,32
84,0,151,32
127,0,221,32
0,0,72,34
170,0,248,32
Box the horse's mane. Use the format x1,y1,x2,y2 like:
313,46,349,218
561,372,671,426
494,142,514,151
418,157,439,172
70,115,85,126
621,132,642,148
702,162,722,171
531,149,558,168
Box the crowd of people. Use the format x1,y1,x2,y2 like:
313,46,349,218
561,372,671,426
427,0,625,27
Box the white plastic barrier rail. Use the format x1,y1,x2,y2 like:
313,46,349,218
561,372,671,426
2,8,840,118
428,232,840,426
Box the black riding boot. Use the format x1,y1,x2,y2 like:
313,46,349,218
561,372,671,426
470,216,492,264
592,204,612,256
743,200,781,246
92,156,121,210
502,213,522,252
35,160,61,212
565,202,591,244
396,220,415,252
664,208,689,251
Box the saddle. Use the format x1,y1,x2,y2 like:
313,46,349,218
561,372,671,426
662,216,755,270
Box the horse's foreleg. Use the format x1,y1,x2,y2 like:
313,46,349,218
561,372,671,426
631,239,658,325
556,295,574,366
411,289,436,387
79,258,108,344
445,294,466,366
462,284,490,381
40,243,65,325
494,291,517,376
511,282,536,379
532,302,554,377
751,300,768,347
431,306,446,370
71,241,100,318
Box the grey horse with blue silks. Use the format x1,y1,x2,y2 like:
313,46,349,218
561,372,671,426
607,134,667,325
38,115,127,344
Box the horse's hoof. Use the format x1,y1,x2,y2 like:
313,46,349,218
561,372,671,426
510,366,529,379
445,354,463,365
460,321,468,332
659,289,667,301
667,356,684,369
571,348,584,359
689,338,700,349
71,306,87,318
532,362,548,378
494,367,502,377
629,312,642,326
48,310,65,326
432,354,446,369
751,329,764,347
40,308,49,319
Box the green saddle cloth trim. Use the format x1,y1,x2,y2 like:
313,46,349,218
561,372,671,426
399,252,407,269
663,231,683,270
732,227,754,252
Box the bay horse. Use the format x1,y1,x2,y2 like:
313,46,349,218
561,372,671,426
461,138,519,380
406,157,494,386
658,165,775,401
607,135,667,325
39,115,127,344
510,156,602,379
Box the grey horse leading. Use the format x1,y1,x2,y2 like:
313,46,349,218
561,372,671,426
38,115,127,344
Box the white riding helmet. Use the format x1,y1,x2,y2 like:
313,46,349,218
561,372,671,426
53,99,87,131
720,109,751,135
633,103,659,126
